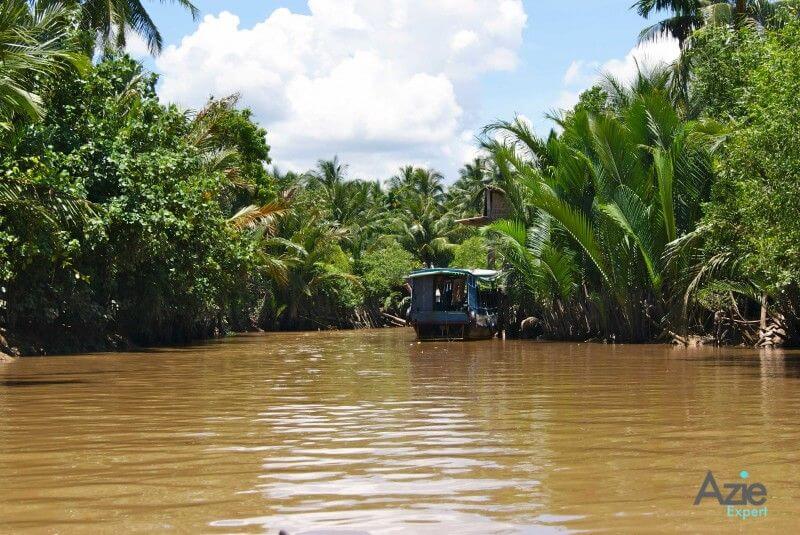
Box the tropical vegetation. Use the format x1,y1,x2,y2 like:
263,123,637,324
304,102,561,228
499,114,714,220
2,0,800,354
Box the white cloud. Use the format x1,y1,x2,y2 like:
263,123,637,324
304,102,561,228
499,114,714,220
555,38,680,111
562,59,599,87
555,90,581,111
155,1,527,179
451,30,479,52
601,38,680,85
124,30,151,59
563,61,582,85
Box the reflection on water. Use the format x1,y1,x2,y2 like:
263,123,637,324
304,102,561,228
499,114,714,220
1,329,799,533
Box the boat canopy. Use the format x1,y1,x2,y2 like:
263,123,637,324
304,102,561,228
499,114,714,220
407,268,500,281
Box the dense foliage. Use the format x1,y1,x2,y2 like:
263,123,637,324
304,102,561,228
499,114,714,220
3,0,800,353
2,56,266,349
481,74,719,341
687,16,800,344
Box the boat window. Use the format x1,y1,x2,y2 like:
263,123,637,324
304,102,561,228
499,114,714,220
433,276,466,311
477,281,500,310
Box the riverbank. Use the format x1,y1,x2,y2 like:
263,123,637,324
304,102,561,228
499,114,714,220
0,326,133,359
0,307,401,358
3,321,791,360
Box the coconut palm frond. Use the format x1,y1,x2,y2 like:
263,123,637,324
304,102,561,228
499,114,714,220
0,0,89,127
227,201,289,230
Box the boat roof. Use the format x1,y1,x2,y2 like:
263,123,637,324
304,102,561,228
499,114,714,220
407,268,500,281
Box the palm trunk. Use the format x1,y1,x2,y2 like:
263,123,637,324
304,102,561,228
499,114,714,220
735,0,747,26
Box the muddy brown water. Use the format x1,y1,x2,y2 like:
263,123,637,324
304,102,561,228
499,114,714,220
1,329,799,533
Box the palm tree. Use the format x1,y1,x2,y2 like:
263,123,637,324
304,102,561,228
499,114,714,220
388,166,445,204
227,201,289,232
68,0,199,55
269,166,305,194
633,0,706,46
483,217,581,338
330,179,389,261
447,158,494,216
310,156,347,188
386,165,455,266
392,194,456,267
268,217,360,329
0,176,97,228
305,158,389,259
0,1,93,234
0,0,88,130
307,157,353,226
483,68,720,341
633,0,785,47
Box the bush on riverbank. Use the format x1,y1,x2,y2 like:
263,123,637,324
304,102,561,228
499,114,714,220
1,56,271,350
690,17,800,345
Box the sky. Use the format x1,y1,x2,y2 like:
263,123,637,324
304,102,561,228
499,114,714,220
129,0,679,181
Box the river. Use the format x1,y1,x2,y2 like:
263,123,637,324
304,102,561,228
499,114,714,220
1,329,799,533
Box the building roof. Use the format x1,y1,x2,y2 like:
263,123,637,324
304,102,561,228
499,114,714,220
407,268,500,281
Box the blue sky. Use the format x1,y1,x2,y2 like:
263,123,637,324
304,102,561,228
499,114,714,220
133,1,676,180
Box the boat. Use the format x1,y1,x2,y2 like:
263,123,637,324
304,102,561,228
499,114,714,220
407,268,501,341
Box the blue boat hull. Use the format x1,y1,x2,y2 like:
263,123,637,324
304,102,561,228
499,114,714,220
412,311,497,341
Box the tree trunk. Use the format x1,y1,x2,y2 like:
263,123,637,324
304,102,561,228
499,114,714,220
735,0,747,27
